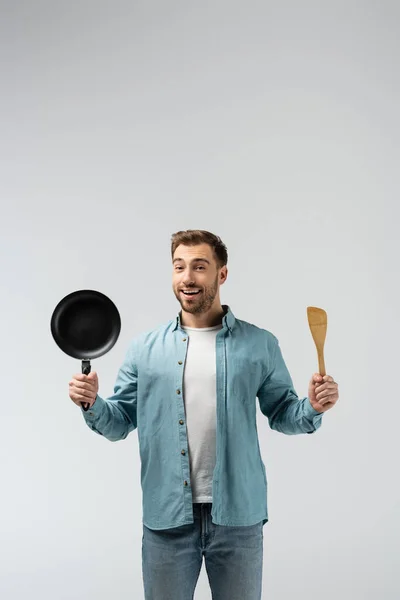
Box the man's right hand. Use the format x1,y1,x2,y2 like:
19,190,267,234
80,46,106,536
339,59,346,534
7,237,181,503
69,372,99,408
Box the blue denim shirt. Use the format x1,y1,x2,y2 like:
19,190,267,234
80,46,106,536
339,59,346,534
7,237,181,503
81,305,323,530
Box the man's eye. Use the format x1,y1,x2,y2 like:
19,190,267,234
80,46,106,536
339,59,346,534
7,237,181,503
175,266,205,271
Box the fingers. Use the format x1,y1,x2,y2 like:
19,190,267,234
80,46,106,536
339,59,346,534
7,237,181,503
69,373,98,407
69,385,94,401
323,375,335,382
70,373,97,388
313,374,335,383
315,383,337,392
314,375,337,393
318,392,337,402
70,385,94,398
315,384,338,402
70,379,96,391
73,373,97,384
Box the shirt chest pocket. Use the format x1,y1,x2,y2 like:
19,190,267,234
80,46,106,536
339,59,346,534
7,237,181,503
230,356,263,392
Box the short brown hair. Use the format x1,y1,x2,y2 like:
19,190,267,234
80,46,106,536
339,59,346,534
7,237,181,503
171,229,228,269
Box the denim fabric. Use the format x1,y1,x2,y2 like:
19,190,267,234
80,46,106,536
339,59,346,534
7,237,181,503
82,305,323,530
142,502,263,600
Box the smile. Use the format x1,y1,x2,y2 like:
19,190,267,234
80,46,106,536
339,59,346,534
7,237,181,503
181,290,201,296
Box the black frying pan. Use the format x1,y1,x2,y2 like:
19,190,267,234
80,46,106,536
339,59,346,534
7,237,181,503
51,289,121,411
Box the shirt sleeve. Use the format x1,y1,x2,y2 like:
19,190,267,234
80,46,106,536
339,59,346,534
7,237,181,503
257,335,323,435
80,341,138,442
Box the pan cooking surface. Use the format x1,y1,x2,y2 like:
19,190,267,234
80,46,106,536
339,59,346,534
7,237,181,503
51,290,121,359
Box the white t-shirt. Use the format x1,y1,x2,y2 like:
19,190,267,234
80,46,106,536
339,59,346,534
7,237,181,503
181,323,223,503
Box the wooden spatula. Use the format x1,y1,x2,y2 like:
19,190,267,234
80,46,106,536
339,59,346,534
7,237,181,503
307,306,327,377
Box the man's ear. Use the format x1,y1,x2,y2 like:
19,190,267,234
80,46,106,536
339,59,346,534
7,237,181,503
220,267,228,284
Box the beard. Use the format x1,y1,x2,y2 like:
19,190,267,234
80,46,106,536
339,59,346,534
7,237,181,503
173,275,219,315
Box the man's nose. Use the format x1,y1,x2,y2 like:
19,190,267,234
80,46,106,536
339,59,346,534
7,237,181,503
182,274,196,285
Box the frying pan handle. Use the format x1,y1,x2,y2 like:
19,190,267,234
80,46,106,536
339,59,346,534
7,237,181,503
81,359,91,412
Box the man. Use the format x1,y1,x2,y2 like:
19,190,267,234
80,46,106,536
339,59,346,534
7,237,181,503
69,229,339,600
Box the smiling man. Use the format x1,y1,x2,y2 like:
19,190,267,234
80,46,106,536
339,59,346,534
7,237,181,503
72,229,339,600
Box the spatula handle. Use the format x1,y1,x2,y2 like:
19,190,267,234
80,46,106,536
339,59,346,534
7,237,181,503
318,352,326,377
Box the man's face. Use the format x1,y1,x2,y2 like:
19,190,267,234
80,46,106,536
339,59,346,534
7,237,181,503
172,243,226,315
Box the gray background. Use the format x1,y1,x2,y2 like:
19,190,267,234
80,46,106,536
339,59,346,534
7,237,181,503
1,1,399,598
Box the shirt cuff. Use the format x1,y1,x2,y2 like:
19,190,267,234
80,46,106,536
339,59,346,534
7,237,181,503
303,396,323,420
81,394,105,420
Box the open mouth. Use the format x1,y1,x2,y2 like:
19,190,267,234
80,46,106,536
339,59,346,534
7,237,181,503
181,290,202,298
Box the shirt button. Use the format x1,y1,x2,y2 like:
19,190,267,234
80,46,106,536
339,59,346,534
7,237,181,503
179,420,184,425
184,481,188,486
182,338,187,342
176,389,181,394
181,449,186,455
178,361,182,365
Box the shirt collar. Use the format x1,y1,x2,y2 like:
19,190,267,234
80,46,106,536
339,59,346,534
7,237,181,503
173,304,235,333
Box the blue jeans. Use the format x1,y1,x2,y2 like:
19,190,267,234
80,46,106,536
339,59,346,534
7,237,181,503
142,502,264,599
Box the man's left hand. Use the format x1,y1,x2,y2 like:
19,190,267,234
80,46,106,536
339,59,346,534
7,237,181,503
308,373,339,413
